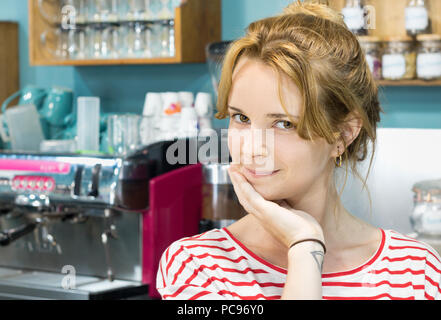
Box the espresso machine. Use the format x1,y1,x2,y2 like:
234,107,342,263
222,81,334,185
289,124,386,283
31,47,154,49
0,139,202,299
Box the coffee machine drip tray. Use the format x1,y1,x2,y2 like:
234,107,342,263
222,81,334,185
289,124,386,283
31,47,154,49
0,267,148,300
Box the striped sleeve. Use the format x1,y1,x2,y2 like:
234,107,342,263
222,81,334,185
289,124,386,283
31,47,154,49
423,244,441,300
156,234,231,300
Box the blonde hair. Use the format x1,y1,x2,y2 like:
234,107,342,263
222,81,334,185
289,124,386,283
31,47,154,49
215,0,384,217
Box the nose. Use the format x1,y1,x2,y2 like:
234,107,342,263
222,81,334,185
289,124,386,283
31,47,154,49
229,128,274,167
242,129,268,165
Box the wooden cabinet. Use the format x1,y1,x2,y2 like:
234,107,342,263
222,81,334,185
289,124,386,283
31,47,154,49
0,22,19,108
28,0,221,66
328,0,441,86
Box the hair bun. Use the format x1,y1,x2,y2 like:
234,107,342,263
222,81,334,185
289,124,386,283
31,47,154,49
283,0,346,27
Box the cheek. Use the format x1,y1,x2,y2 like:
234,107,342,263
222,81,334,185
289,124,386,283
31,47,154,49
228,129,240,163
279,141,333,189
273,135,302,168
274,138,324,185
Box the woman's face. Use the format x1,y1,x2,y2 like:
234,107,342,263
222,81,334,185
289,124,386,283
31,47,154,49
227,57,337,203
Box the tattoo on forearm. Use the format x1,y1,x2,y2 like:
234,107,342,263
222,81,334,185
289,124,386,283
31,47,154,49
311,251,324,273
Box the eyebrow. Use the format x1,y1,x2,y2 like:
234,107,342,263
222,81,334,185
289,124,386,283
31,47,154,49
228,106,299,119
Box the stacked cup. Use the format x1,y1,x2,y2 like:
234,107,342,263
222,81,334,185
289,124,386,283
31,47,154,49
195,92,214,135
159,92,181,141
178,92,198,138
141,91,214,143
142,92,163,145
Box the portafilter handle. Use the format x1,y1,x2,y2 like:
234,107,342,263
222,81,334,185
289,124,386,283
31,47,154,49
101,224,118,282
0,220,40,246
0,207,12,216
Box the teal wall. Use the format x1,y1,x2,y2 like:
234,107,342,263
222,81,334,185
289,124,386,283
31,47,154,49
1,0,440,129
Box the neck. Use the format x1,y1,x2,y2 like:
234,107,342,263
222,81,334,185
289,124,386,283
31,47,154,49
231,169,373,260
284,169,365,251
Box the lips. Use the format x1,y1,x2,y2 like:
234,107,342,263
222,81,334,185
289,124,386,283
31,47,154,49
243,167,280,178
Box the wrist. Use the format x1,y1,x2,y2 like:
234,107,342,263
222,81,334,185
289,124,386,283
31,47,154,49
288,240,325,257
288,229,325,252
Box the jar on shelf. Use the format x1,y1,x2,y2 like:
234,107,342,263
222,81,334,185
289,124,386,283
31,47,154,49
405,0,431,37
410,178,441,237
342,0,367,36
358,36,382,80
382,36,416,80
416,33,441,80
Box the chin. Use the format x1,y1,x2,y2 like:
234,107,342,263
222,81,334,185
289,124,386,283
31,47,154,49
251,184,283,201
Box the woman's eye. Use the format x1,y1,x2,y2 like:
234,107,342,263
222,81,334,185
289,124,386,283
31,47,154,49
232,114,250,124
275,120,296,130
231,113,296,130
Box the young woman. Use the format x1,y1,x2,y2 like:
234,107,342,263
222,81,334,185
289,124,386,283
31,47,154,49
156,1,441,300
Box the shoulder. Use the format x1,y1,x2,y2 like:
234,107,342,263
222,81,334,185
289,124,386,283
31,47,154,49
383,230,441,299
158,228,240,276
157,228,253,291
385,229,441,264
156,229,241,300
161,228,233,261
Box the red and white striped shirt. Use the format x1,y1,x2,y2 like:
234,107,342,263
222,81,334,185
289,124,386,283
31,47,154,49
156,228,441,300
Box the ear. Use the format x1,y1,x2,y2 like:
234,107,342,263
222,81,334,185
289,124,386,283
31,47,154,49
334,112,363,156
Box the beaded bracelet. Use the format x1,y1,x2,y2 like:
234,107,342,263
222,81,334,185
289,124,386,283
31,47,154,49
289,239,327,254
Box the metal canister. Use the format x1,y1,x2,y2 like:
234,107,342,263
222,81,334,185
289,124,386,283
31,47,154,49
410,178,441,237
201,163,246,231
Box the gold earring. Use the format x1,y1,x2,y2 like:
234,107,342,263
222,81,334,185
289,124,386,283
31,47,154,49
335,147,343,168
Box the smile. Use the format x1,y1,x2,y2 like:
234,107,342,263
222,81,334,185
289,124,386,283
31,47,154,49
244,167,280,178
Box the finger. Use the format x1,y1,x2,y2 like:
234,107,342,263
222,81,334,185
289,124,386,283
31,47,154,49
228,169,258,213
228,169,261,213
228,169,277,219
229,170,303,226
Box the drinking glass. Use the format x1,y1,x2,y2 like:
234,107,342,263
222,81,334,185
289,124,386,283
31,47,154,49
88,23,119,59
139,116,155,146
62,0,89,25
128,0,147,21
67,24,87,59
40,26,70,59
147,0,162,20
38,0,68,24
88,0,118,23
122,21,148,58
158,0,173,19
158,20,175,57
73,0,88,24
77,97,100,153
107,114,142,156
145,23,160,57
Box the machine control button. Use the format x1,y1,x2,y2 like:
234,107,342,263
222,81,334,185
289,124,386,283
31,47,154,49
12,176,55,192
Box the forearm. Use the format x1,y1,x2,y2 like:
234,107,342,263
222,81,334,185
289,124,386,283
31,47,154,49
281,241,325,300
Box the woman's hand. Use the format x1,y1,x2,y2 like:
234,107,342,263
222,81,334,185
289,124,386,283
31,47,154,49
228,164,325,249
